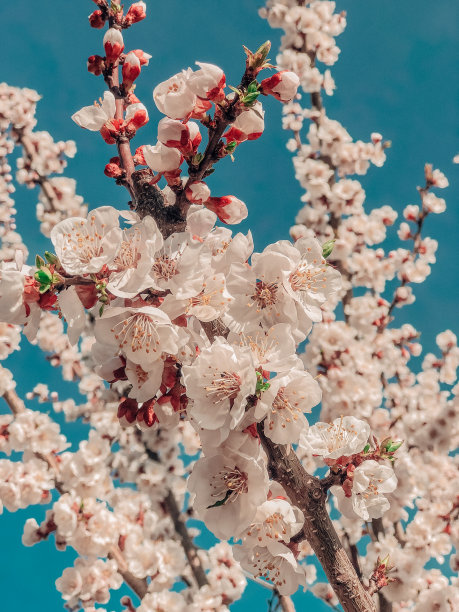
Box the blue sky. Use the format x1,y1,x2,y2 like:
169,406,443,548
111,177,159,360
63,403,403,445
0,1,458,610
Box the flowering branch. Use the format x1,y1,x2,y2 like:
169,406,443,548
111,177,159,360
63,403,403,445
257,424,376,612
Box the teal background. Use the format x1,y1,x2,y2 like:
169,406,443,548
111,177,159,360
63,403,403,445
0,1,458,610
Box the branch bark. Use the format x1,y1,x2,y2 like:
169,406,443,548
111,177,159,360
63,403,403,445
276,591,296,612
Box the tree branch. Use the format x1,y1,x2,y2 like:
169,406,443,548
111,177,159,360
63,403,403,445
144,447,209,588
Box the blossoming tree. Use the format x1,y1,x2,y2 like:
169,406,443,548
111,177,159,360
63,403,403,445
0,2,458,612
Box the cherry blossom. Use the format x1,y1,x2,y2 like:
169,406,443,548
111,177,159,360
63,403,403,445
50,206,121,275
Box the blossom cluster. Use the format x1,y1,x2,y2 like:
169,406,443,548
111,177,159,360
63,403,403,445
260,0,458,608
0,1,457,611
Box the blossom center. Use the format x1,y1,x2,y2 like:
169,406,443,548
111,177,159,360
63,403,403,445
205,371,241,403
111,313,161,354
289,259,327,294
211,466,248,503
253,281,279,309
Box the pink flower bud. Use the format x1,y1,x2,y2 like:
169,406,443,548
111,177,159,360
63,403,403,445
143,142,182,172
225,101,265,143
88,9,106,29
131,49,152,66
186,181,211,204
188,62,226,101
260,70,300,103
103,28,124,64
125,103,149,130
188,121,202,150
122,51,141,89
124,1,147,26
190,97,212,120
205,196,248,224
87,55,105,76
157,117,190,149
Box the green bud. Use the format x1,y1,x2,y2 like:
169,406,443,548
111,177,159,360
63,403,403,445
253,41,271,66
44,251,59,265
99,304,105,317
381,437,403,454
386,440,403,453
35,255,45,269
322,239,336,259
225,141,237,154
247,81,259,94
191,153,204,166
110,1,123,13
34,268,53,284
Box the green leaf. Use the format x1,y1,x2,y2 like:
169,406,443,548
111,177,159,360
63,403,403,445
242,92,260,106
247,81,259,94
34,268,52,284
99,304,105,317
206,490,232,509
39,283,51,294
363,444,370,454
35,255,45,269
386,440,403,453
322,239,336,259
228,85,242,96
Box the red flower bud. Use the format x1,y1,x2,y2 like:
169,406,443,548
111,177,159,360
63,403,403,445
122,51,141,90
88,9,106,29
103,28,124,64
87,55,105,76
104,162,124,178
124,2,147,26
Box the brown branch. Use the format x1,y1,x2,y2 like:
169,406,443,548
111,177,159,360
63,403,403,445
145,447,209,588
2,388,26,414
257,424,376,612
276,591,296,612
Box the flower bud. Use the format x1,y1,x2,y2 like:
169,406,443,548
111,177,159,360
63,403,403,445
104,162,124,178
124,1,147,26
157,117,190,149
103,28,124,64
225,101,265,143
260,70,300,103
125,103,149,130
188,62,226,101
122,51,141,90
88,9,106,29
186,181,211,204
131,49,151,66
87,55,105,76
205,196,248,224
188,121,202,150
143,142,182,173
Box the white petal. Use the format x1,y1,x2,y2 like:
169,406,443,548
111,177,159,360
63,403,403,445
71,105,108,131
